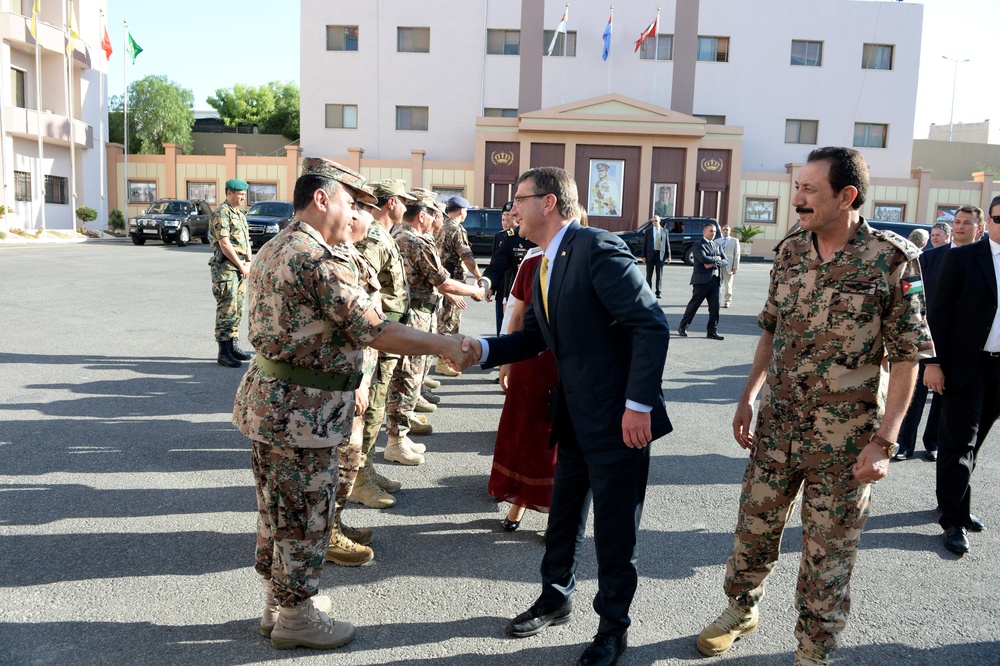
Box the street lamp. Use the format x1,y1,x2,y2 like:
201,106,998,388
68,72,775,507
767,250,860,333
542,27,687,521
942,55,970,142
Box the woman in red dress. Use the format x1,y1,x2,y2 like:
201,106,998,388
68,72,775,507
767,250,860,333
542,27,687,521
488,250,559,530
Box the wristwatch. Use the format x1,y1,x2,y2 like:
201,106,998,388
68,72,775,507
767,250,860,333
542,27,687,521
870,434,898,458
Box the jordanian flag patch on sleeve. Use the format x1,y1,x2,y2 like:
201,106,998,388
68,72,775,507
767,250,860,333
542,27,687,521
902,275,923,296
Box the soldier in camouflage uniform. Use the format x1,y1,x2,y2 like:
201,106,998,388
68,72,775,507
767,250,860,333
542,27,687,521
349,179,416,509
433,195,482,376
384,190,485,465
697,148,934,666
233,158,473,651
209,179,254,368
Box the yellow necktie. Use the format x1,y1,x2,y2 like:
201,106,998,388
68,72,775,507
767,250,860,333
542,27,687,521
540,256,550,321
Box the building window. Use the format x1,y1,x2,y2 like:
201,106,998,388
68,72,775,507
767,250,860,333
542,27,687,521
248,183,277,205
326,25,358,51
543,30,577,57
861,44,893,70
186,182,217,204
486,29,520,55
790,40,822,66
639,35,673,61
128,181,157,203
785,119,818,144
697,36,729,62
14,0,30,16
854,122,888,148
873,203,905,222
696,114,726,125
14,170,31,201
44,175,68,204
398,27,430,53
325,104,358,129
396,106,428,131
484,108,517,118
11,68,26,108
433,187,464,200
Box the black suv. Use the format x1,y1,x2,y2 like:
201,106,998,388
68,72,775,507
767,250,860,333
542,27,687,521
616,216,722,265
247,201,294,248
462,208,505,255
129,199,213,247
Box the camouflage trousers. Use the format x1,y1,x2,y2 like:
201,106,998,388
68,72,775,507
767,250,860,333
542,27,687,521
723,434,871,654
361,355,400,462
335,412,364,521
211,266,245,342
437,295,462,336
251,439,337,607
386,309,432,437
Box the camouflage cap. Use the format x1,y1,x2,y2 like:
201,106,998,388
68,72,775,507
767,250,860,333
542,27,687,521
299,157,377,205
370,178,417,202
409,188,445,213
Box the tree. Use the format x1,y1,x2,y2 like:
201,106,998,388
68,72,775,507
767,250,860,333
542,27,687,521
208,81,300,141
109,75,195,154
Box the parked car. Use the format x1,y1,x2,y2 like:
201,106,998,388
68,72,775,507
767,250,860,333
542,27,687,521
616,216,723,265
462,208,505,255
129,199,213,247
867,219,933,241
246,201,294,248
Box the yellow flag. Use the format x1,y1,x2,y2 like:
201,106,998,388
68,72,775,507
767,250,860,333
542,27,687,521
29,0,39,39
67,5,78,54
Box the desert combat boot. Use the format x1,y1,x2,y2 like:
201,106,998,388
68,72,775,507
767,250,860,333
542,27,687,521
697,600,759,656
269,596,355,650
259,578,332,638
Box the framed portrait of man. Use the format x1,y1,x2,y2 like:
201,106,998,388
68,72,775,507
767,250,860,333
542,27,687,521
652,183,677,219
587,159,625,217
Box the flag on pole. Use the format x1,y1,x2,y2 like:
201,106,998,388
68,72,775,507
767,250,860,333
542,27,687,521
634,14,658,53
126,30,143,64
28,0,39,38
67,5,79,54
101,23,113,59
547,5,568,56
601,12,612,61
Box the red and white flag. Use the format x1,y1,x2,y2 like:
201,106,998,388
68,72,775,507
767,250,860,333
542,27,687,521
101,23,113,59
547,5,568,56
634,14,658,53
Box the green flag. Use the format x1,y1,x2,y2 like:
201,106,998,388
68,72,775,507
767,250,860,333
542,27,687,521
126,31,143,64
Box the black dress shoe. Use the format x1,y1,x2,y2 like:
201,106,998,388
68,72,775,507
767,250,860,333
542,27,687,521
891,451,912,461
501,517,520,532
944,526,970,554
925,450,938,461
577,632,627,666
707,333,725,340
967,515,985,532
677,328,687,337
507,603,573,638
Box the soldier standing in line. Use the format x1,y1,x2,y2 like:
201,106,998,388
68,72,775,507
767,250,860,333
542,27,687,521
433,195,482,377
209,178,254,368
384,190,485,465
233,158,474,651
348,179,415,510
696,147,933,666
479,201,537,335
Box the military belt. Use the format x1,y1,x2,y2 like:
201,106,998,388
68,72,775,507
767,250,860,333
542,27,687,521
384,311,405,322
410,299,437,314
255,356,363,392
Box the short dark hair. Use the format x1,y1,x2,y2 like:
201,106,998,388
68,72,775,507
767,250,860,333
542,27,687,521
402,205,430,222
445,204,462,214
704,222,716,231
990,195,1000,215
956,205,985,224
515,167,580,219
806,146,869,210
293,175,340,213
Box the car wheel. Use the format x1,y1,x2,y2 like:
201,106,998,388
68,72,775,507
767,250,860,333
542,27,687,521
684,246,695,266
131,235,146,246
177,226,190,247
201,231,210,244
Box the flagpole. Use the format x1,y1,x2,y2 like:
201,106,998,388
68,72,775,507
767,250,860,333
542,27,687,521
606,6,613,94
561,4,568,104
65,0,78,233
99,9,107,230
652,8,660,106
123,20,129,222
35,5,45,233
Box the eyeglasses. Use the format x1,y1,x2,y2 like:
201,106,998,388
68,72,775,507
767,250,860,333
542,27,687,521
512,193,551,206
990,215,1000,225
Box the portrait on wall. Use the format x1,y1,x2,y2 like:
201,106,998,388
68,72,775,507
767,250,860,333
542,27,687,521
651,183,677,219
873,203,905,223
128,181,156,204
587,159,624,217
936,205,959,223
744,197,778,224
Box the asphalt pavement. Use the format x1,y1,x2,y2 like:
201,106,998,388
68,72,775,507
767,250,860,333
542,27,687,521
0,240,997,665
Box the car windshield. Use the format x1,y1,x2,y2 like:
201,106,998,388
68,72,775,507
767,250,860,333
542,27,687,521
147,201,189,215
247,202,292,217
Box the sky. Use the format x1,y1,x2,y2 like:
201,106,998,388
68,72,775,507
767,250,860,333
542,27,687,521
105,0,996,139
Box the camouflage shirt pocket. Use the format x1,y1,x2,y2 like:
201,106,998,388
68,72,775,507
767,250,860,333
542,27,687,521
827,285,881,332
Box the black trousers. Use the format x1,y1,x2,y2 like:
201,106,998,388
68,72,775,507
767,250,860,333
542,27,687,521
645,257,664,295
536,439,650,636
678,276,720,334
897,364,941,455
936,353,1000,530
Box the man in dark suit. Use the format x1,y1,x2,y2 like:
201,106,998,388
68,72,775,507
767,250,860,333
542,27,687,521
465,167,670,666
895,206,984,461
677,223,727,340
640,215,670,297
924,196,1000,555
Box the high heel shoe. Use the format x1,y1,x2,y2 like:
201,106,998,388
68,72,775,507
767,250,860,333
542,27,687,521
501,517,520,532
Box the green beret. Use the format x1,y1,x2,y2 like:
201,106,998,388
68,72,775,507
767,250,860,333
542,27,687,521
225,179,248,191
299,157,376,205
